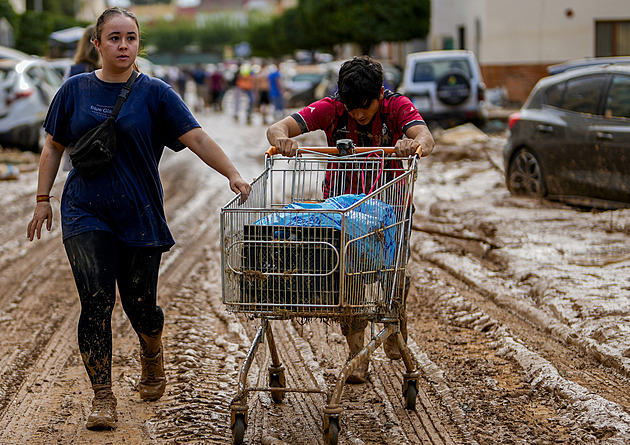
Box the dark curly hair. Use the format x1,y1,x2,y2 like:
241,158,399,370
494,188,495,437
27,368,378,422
337,56,384,110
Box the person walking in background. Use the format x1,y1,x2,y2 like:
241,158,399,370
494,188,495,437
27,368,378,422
267,63,285,122
234,62,254,124
176,68,188,100
254,62,271,124
266,56,434,384
66,25,101,79
27,6,250,431
191,63,208,113
208,64,226,112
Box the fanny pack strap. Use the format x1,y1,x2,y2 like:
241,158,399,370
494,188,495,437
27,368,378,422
111,70,138,119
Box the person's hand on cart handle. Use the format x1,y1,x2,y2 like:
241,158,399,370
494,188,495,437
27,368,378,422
395,139,423,157
229,174,251,203
396,124,434,157
274,137,299,157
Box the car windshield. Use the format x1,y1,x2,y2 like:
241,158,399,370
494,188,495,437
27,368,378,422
412,59,472,82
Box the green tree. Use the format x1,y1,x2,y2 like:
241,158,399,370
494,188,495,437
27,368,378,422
253,0,430,57
198,17,245,54
0,0,16,27
246,6,313,58
143,20,197,57
26,0,77,16
129,0,171,4
15,11,52,55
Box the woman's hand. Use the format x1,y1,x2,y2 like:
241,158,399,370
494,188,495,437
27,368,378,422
229,174,252,203
27,202,53,241
27,134,64,241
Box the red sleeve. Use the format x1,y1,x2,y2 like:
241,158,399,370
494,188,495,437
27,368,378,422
389,94,425,134
294,97,340,132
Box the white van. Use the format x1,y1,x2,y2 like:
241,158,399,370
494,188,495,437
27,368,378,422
398,50,487,128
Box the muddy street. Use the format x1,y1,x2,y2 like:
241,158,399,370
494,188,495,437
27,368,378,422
0,111,629,445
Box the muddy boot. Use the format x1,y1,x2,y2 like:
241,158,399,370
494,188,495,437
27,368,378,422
139,333,166,401
345,328,369,384
384,276,410,360
86,384,117,430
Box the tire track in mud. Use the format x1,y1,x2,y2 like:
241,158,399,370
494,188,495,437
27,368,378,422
406,230,630,443
238,318,328,445
413,231,630,412
288,318,461,444
0,242,79,441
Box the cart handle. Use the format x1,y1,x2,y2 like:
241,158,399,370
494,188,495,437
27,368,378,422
265,146,422,157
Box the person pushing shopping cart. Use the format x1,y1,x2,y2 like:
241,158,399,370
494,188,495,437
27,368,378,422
266,55,435,383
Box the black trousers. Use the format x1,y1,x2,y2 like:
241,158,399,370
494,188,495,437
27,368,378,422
64,230,164,386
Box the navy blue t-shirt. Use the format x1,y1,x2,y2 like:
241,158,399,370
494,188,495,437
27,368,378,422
44,71,200,250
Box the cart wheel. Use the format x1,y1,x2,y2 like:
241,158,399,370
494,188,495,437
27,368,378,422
232,413,246,444
404,379,417,411
269,373,285,404
324,416,340,445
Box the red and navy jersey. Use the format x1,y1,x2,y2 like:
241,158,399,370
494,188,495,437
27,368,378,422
291,90,425,197
291,90,425,148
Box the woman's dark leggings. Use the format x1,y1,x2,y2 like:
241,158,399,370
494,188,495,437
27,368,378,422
64,230,164,386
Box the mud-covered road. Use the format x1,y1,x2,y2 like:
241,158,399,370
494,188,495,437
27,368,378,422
1,110,629,445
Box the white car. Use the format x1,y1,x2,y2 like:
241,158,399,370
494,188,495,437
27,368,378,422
398,50,487,128
0,58,63,151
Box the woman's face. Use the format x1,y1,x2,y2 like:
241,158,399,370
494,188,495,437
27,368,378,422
94,14,138,73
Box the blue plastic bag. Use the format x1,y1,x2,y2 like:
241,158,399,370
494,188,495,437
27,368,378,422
254,194,398,272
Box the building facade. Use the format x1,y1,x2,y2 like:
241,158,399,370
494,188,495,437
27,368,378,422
430,0,630,103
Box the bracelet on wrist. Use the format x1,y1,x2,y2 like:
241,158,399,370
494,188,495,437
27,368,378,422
36,194,59,203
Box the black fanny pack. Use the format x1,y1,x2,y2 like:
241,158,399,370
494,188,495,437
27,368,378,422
70,71,138,178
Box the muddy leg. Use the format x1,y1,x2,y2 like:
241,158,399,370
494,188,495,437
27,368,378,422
341,317,369,383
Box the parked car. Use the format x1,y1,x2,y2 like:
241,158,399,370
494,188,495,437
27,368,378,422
398,50,488,128
47,57,73,79
547,56,630,75
0,45,33,60
282,64,328,108
504,64,630,209
0,58,63,152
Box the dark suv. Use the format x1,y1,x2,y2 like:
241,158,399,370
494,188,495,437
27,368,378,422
504,63,630,209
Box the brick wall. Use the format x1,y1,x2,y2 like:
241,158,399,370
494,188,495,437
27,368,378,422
481,64,552,106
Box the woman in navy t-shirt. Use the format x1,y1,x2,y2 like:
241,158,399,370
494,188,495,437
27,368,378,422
26,6,250,431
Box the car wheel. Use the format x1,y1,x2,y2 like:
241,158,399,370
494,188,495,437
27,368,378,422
507,148,547,197
436,69,471,106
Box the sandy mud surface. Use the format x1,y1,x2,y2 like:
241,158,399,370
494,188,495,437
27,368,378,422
0,110,628,444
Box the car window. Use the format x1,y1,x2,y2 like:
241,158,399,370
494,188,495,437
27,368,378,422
544,81,566,108
605,74,630,119
42,67,62,90
561,75,607,115
25,66,41,84
412,59,472,83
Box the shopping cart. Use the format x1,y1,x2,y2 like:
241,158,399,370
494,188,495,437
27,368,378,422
221,146,421,445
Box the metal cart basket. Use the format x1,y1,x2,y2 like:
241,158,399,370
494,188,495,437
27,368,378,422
221,147,421,444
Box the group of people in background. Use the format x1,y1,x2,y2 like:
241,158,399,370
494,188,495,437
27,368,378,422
159,59,286,125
